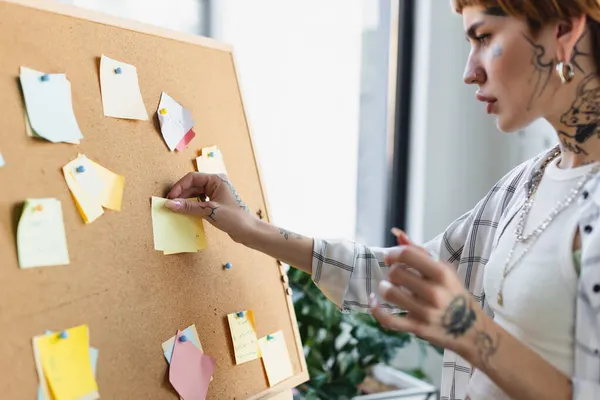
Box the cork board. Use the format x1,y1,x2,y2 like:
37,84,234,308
0,0,308,399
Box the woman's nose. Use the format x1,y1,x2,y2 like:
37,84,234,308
463,65,486,85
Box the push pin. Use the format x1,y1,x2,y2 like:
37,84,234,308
179,335,188,342
59,330,69,339
237,311,244,318
114,67,122,74
75,165,86,173
159,108,167,115
40,74,50,82
208,152,214,158
33,204,44,212
266,335,274,341
224,262,232,270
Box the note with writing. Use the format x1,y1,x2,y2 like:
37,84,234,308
19,66,84,144
35,325,99,400
258,331,294,386
227,310,259,364
151,197,207,254
196,145,228,175
169,330,216,400
157,92,196,152
100,55,148,120
17,198,70,269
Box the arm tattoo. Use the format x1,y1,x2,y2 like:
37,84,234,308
474,331,500,368
441,295,477,337
218,176,250,212
279,227,303,240
522,34,555,110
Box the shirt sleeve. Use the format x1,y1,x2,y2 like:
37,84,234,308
311,207,475,314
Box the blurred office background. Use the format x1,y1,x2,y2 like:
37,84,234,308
57,0,558,395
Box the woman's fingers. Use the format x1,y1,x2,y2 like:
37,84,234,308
377,280,433,321
386,246,444,282
167,172,212,199
370,294,428,335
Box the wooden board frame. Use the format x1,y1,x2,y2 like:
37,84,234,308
0,0,308,398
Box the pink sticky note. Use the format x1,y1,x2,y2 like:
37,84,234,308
175,129,196,152
169,330,216,400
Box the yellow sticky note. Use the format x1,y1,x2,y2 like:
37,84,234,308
151,197,207,254
227,310,259,365
100,55,148,120
37,325,99,400
17,198,70,269
62,154,124,223
196,146,228,175
258,331,294,386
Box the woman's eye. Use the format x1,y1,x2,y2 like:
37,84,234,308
476,34,491,45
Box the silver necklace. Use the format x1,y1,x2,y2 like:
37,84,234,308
497,150,600,306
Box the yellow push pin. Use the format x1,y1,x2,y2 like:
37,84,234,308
33,204,44,212
159,108,167,115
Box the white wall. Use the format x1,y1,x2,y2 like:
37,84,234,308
211,0,364,241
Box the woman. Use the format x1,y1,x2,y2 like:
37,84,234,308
165,1,600,399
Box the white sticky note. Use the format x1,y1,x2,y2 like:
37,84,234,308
157,92,195,151
196,146,228,175
100,55,148,120
17,198,70,269
0,152,5,168
19,67,84,144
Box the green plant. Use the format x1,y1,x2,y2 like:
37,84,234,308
288,267,414,400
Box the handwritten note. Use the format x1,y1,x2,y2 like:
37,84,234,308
157,92,196,151
100,55,148,120
151,197,207,254
227,310,259,364
19,66,84,144
63,154,125,223
169,330,216,400
17,198,70,269
258,331,294,386
196,146,228,175
35,325,99,400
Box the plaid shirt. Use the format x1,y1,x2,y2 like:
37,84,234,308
312,146,600,400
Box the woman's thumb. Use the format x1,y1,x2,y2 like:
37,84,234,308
165,198,214,217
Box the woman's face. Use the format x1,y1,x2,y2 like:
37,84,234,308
462,6,561,132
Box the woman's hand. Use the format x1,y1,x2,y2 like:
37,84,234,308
165,172,257,243
370,232,487,359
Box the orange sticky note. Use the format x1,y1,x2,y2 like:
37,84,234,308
169,330,215,400
227,310,259,364
258,331,294,386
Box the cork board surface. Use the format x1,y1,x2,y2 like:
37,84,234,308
0,0,307,399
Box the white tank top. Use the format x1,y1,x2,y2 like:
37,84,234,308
467,157,598,400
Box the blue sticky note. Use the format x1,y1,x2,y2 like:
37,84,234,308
163,326,200,364
37,330,98,400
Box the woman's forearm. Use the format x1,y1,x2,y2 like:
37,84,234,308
239,219,314,274
463,313,572,400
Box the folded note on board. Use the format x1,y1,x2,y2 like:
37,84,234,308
17,198,69,269
162,324,203,363
34,325,99,400
227,310,259,365
35,329,99,400
169,330,216,400
19,66,84,144
151,197,207,254
157,92,196,151
62,154,125,224
100,55,148,120
258,331,294,387
196,146,227,175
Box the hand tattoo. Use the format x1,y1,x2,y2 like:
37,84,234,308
441,295,476,338
218,176,250,212
475,331,500,368
200,205,219,221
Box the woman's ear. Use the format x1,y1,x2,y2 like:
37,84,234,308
556,15,587,63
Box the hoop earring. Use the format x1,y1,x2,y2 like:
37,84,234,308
556,61,575,84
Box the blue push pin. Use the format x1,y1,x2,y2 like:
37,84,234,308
208,152,214,158
75,165,86,173
40,74,50,82
266,335,274,341
224,262,232,270
114,67,122,74
237,311,244,318
179,335,188,343
59,330,68,339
